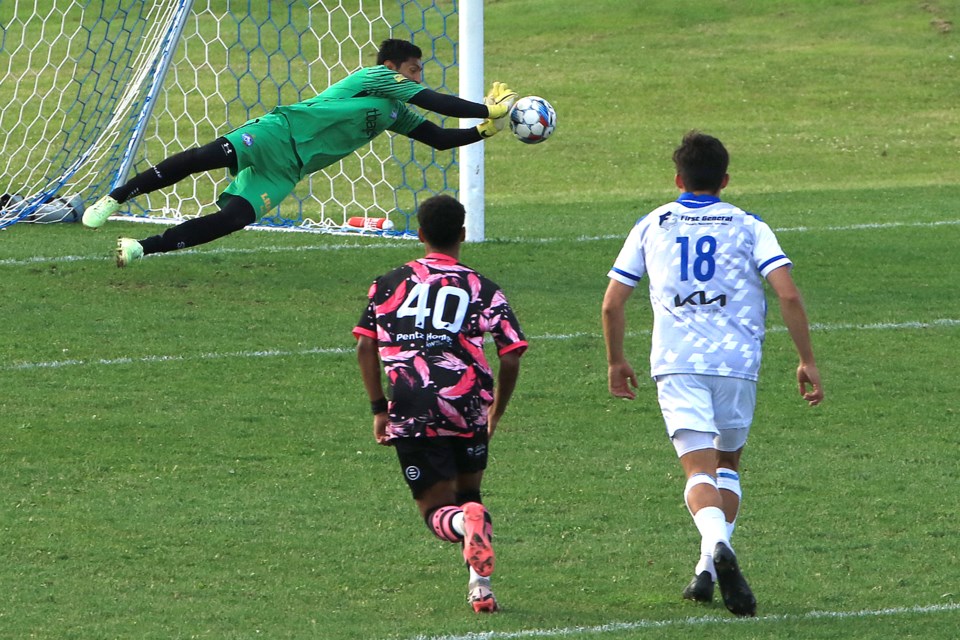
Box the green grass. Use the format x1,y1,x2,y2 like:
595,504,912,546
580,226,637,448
3,0,960,638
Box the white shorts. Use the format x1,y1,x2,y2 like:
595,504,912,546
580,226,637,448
656,374,756,456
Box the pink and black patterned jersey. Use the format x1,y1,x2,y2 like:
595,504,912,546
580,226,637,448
353,253,528,440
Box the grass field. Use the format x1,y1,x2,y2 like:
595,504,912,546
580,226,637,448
2,1,960,638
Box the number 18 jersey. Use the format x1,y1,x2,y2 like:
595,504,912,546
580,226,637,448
608,193,792,382
354,253,528,439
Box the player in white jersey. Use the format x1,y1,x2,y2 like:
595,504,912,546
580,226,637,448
602,131,823,617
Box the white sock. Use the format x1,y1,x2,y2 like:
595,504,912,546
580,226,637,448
452,511,465,537
694,554,715,580
717,467,742,540
692,506,729,579
468,566,489,585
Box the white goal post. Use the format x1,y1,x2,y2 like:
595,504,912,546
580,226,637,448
0,0,486,239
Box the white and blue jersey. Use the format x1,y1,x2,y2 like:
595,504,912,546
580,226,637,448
608,193,792,381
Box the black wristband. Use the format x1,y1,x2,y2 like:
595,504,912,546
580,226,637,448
371,397,388,415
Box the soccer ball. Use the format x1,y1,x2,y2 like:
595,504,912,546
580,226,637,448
509,96,556,144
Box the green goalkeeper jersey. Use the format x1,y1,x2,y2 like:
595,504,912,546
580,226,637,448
273,65,427,177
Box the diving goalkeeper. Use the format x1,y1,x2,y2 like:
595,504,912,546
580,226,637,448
82,39,517,267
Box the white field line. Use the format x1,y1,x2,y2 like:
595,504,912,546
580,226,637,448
3,318,959,373
0,240,412,267
399,602,960,640
1,218,958,268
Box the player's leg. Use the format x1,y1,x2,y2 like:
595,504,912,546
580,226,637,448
456,472,497,612
708,377,756,616
140,195,255,255
451,433,494,580
659,374,724,601
83,138,237,229
452,433,497,613
116,154,297,267
678,439,753,616
678,376,757,616
677,440,727,602
115,195,255,267
394,438,478,561
661,374,756,615
416,479,463,540
716,448,744,538
413,474,494,613
712,376,755,539
114,138,238,203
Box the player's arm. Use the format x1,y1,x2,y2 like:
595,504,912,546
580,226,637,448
602,279,640,400
408,82,517,120
406,82,517,144
408,89,490,119
488,349,521,441
766,265,824,406
356,334,391,444
406,120,487,150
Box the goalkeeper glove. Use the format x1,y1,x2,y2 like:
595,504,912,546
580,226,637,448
476,118,502,139
484,81,518,119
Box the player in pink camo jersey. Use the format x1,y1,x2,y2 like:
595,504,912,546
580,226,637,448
354,194,527,613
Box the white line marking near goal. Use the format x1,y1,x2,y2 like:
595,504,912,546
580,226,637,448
3,319,958,373
2,219,958,268
399,602,960,640
0,241,410,267
541,218,960,244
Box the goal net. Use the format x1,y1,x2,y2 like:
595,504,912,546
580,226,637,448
0,0,463,235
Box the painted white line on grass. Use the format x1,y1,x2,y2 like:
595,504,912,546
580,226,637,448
2,346,354,372
534,218,960,244
4,318,958,373
533,317,960,342
776,219,960,233
2,219,958,267
401,602,960,640
0,241,410,267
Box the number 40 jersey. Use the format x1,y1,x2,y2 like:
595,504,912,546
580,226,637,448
354,253,528,439
608,193,792,382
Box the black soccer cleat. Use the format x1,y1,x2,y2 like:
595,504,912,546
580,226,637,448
713,542,757,617
682,570,715,603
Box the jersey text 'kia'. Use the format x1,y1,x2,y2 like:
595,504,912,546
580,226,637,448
608,193,791,381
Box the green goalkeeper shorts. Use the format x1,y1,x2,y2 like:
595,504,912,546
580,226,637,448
220,112,302,221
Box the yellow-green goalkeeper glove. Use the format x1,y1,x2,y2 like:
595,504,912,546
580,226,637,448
484,81,518,120
476,118,502,139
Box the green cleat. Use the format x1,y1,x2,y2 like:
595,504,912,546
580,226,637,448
116,237,144,268
81,195,120,229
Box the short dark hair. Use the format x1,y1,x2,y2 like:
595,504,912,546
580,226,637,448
417,194,464,249
376,39,422,66
672,131,729,192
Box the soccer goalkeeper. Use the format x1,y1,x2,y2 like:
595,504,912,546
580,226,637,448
82,39,517,267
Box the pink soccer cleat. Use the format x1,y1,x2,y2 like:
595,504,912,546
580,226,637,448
467,581,498,613
461,502,495,577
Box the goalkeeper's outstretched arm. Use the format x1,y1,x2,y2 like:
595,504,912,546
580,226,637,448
407,120,484,150
408,82,518,120
408,89,491,118
407,82,520,147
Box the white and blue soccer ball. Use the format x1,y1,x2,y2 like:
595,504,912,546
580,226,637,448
509,96,556,144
